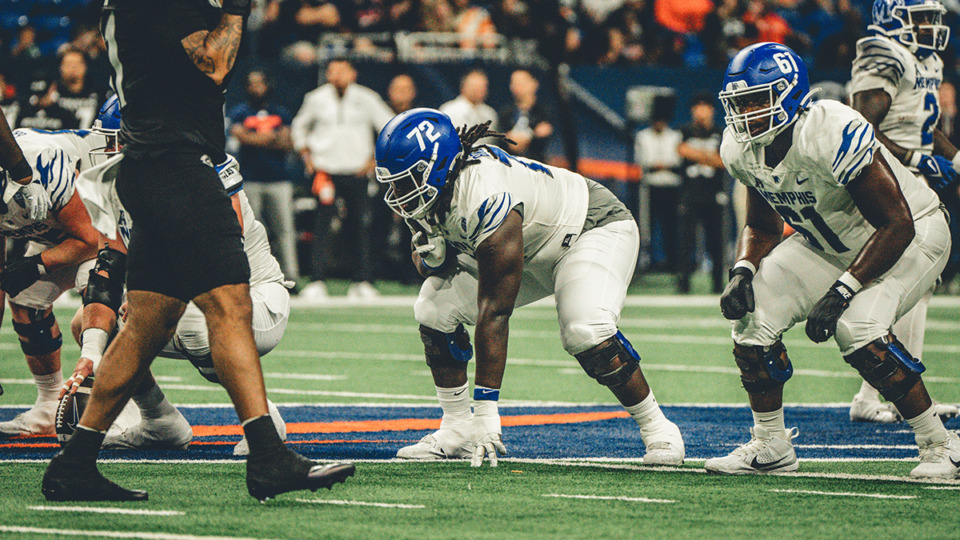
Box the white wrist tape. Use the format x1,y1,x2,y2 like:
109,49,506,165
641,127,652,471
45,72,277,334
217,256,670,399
837,271,863,294
952,150,960,171
733,260,757,276
908,151,922,169
80,328,110,373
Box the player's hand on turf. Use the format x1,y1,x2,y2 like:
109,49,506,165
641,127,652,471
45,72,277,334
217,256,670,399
805,280,855,343
0,254,45,298
14,181,52,221
60,358,94,399
720,266,755,320
470,412,506,467
917,154,958,192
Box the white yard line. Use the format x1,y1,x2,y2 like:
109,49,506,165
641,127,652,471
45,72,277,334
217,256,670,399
294,498,425,509
28,506,184,516
768,489,916,500
0,526,267,540
542,493,675,504
924,486,960,490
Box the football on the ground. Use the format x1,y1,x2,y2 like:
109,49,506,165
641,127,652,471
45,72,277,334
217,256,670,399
55,377,95,447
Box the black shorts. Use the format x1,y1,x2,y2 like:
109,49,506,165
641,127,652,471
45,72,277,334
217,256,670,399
116,149,250,302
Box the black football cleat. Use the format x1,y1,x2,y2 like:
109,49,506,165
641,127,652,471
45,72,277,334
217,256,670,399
247,447,355,502
42,455,148,502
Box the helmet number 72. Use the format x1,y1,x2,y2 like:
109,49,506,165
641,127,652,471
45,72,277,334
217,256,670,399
407,121,441,151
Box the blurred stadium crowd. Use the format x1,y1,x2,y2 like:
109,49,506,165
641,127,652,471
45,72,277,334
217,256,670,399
1,0,959,296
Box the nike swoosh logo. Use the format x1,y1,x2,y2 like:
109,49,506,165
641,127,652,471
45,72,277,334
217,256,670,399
759,66,778,73
951,457,960,468
750,455,788,470
453,389,466,396
796,177,809,185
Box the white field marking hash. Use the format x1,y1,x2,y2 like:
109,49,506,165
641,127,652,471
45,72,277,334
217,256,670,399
28,506,184,516
924,486,960,490
768,489,916,500
262,373,347,381
0,526,268,540
293,498,425,509
542,493,675,504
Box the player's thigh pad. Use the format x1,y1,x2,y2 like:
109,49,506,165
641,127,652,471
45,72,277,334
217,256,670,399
835,211,950,355
554,219,639,355
174,301,210,358
891,290,932,361
250,281,290,357
414,259,552,333
733,235,841,346
10,245,95,310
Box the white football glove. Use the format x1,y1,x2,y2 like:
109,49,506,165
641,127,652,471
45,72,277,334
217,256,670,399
6,180,52,221
470,402,506,467
411,230,447,269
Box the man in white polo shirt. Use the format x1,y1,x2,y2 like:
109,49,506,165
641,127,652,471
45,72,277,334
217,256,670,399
291,57,394,300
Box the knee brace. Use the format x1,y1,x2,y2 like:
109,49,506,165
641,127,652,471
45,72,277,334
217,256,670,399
82,247,127,312
844,334,924,403
733,341,793,396
419,324,473,369
574,331,640,389
13,310,62,356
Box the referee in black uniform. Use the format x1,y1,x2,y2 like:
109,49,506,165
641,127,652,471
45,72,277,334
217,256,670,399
42,0,354,501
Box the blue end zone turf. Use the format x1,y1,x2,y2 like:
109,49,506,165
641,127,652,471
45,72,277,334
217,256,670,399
1,405,955,461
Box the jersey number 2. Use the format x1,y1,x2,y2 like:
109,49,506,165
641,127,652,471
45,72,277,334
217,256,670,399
921,92,939,147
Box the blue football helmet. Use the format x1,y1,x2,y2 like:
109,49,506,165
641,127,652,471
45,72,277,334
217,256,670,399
89,95,121,166
375,108,463,220
719,43,811,146
871,0,949,55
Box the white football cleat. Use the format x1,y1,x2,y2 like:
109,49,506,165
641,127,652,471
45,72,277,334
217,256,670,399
640,420,685,466
234,400,287,456
850,396,901,423
0,402,57,437
347,281,380,300
704,426,799,475
911,431,960,479
102,407,193,450
396,427,474,460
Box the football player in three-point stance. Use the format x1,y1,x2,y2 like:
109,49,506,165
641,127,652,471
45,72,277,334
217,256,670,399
0,127,105,437
59,96,291,455
847,0,959,422
375,108,684,467
710,42,959,479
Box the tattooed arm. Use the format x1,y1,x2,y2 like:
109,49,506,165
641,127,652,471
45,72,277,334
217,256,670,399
180,14,244,86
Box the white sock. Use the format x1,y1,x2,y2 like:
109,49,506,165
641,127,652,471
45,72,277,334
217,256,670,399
855,381,882,401
752,407,786,438
624,391,667,430
34,372,63,406
906,405,948,444
437,383,472,428
133,383,178,421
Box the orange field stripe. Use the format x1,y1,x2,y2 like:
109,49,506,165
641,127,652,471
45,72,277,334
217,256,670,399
191,410,629,437
0,442,60,448
190,439,417,446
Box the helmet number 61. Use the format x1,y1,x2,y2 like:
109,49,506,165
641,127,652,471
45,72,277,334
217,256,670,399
774,52,798,74
407,121,441,151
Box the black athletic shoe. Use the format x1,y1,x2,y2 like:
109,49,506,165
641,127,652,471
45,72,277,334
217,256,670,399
247,447,355,502
42,454,148,502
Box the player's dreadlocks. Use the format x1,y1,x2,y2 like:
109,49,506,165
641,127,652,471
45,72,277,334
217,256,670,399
448,121,514,181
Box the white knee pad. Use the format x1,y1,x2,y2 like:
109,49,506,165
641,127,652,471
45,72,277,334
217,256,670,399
561,320,618,356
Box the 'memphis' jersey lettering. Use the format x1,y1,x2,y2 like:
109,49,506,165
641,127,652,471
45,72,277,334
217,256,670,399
756,189,817,206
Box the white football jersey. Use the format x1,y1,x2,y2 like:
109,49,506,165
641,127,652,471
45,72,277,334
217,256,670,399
850,34,942,157
435,146,588,268
214,156,285,286
721,100,941,259
5,128,99,245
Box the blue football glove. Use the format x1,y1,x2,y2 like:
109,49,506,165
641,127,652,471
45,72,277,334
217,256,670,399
916,154,958,192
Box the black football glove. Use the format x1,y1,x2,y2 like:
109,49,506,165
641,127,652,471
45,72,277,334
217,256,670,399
805,280,856,343
221,0,252,17
720,266,755,320
0,254,45,298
